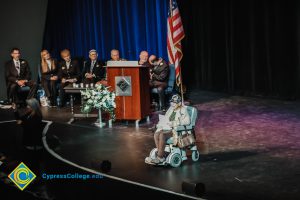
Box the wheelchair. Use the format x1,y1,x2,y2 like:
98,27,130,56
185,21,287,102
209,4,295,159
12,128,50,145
145,106,200,167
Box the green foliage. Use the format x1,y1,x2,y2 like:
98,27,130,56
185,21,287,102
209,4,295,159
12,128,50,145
80,84,116,121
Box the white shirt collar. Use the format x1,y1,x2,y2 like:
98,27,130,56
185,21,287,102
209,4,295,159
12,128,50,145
13,59,20,65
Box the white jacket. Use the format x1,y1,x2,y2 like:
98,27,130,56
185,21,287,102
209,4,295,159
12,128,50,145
156,106,191,132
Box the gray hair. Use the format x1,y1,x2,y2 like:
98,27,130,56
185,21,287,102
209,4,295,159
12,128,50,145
89,49,97,55
26,98,42,118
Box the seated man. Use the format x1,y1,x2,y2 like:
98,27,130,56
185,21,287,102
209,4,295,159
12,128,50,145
82,49,106,85
58,49,81,107
149,55,169,111
138,50,151,67
5,47,37,104
145,94,190,165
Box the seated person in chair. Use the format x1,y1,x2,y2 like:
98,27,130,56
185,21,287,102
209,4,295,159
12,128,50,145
82,49,106,85
145,94,190,165
5,47,37,104
58,49,81,107
149,55,169,111
40,49,58,107
138,50,151,67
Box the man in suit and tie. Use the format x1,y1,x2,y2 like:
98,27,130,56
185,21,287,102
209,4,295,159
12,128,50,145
5,48,37,104
58,49,81,107
82,49,105,85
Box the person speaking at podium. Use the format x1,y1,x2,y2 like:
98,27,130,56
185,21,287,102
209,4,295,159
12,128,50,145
109,49,126,61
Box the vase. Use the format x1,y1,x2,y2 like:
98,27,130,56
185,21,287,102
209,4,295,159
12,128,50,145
94,108,106,128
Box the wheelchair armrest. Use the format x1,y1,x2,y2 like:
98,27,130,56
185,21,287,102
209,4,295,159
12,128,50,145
174,125,193,132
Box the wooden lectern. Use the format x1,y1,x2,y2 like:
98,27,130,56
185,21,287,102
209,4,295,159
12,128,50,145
106,61,151,125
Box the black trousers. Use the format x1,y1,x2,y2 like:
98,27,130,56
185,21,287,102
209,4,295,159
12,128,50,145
58,82,71,107
149,80,167,110
7,81,37,103
41,79,57,105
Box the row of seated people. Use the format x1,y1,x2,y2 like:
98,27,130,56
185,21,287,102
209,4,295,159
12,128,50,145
5,47,171,110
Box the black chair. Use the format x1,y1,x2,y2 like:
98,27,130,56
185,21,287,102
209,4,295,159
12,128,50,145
151,64,176,109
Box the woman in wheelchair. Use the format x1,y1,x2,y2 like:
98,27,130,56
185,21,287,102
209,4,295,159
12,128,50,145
145,94,191,165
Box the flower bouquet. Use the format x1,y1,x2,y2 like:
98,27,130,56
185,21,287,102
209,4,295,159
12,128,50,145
80,84,116,123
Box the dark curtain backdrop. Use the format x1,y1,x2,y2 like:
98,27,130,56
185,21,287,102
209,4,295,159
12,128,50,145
43,0,300,99
178,0,300,99
43,0,168,61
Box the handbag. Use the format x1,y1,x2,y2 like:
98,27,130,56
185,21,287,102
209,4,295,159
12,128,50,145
173,130,196,148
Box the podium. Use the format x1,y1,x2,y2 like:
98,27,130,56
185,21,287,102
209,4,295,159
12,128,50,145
106,61,151,125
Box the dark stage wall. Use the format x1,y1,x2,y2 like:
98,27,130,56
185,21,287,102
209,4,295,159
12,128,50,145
0,0,48,100
178,0,300,99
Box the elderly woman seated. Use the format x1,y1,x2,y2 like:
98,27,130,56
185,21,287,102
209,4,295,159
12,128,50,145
145,94,190,165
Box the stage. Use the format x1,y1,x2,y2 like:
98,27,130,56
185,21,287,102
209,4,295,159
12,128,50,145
0,90,300,200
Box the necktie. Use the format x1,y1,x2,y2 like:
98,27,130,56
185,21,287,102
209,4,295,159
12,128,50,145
15,61,20,75
90,61,95,73
169,110,176,121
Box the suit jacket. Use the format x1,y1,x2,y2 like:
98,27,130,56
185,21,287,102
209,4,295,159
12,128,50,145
58,59,81,81
40,59,58,81
138,60,152,68
82,60,106,82
151,60,169,82
5,59,31,86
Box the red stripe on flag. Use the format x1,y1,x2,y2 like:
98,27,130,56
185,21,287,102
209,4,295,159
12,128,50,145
167,0,185,87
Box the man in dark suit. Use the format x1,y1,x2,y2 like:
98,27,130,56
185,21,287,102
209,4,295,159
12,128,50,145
5,48,37,104
82,49,105,85
149,55,169,111
138,50,151,67
58,49,81,107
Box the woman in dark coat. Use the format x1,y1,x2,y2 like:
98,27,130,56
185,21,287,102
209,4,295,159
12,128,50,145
14,98,43,150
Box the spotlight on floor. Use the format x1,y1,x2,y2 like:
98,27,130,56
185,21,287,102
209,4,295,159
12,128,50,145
100,160,111,173
182,181,205,197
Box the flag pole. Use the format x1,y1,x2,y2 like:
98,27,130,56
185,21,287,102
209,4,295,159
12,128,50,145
169,0,185,105
179,64,185,105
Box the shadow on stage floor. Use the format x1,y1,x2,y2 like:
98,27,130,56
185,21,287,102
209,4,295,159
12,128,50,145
1,90,300,200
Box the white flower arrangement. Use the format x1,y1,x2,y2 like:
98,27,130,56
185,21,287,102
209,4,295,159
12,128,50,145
80,84,116,120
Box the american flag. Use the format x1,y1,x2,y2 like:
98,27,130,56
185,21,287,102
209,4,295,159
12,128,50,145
167,0,185,87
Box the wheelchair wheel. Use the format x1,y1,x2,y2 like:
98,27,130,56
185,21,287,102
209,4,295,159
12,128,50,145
149,148,158,159
192,150,200,162
169,153,182,167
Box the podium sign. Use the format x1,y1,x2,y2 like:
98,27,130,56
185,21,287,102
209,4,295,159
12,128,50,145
115,76,132,96
106,62,150,121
